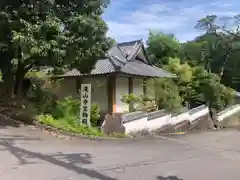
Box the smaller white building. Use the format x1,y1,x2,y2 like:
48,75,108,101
49,40,176,117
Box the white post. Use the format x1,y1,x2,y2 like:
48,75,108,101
80,84,92,127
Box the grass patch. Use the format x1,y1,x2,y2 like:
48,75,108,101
37,114,103,136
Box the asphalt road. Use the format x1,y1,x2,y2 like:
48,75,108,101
0,127,240,180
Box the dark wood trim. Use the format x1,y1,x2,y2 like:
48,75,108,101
76,77,82,95
141,43,152,65
128,77,133,94
52,73,113,79
128,77,133,112
112,77,116,113
143,78,147,95
107,76,116,113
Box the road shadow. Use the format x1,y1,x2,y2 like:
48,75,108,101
157,175,184,180
51,152,92,165
0,114,23,128
0,134,42,141
0,106,35,129
0,136,118,180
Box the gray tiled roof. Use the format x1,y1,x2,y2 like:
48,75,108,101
52,39,176,78
108,45,127,62
118,39,142,59
121,60,176,77
56,58,118,77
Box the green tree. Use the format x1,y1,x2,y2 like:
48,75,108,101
195,15,240,80
179,41,205,66
164,57,193,106
198,71,235,110
147,31,181,65
146,18,237,111
160,57,235,110
0,0,112,98
195,15,218,33
154,78,183,112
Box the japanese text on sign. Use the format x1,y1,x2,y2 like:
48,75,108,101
80,84,91,126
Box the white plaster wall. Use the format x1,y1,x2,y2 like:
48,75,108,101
123,105,211,134
48,77,109,113
116,77,129,113
189,107,209,122
171,112,190,125
217,104,240,121
146,114,171,131
132,78,143,97
82,77,108,113
217,104,239,117
47,78,78,99
124,117,148,134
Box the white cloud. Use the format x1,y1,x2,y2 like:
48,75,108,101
144,4,173,14
107,22,145,38
210,1,234,8
104,0,239,43
106,3,188,42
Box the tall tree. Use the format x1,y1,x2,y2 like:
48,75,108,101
0,0,112,98
195,15,240,79
195,15,218,33
179,41,206,66
147,31,180,66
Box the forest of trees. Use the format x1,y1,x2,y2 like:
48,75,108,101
0,0,112,99
0,0,238,114
0,0,239,135
146,15,240,112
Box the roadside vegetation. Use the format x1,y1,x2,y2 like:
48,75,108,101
36,96,102,136
0,0,111,136
122,15,240,113
0,1,239,136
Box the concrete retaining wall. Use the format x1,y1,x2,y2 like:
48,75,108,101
189,105,209,122
122,105,210,134
122,111,148,134
146,113,171,131
217,104,240,122
102,104,240,135
171,111,190,125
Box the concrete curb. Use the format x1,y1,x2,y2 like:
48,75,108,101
34,122,128,141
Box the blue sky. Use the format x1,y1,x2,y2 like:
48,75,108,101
103,0,239,43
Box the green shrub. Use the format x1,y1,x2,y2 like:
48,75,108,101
137,95,157,112
46,96,101,127
121,93,140,112
28,80,101,126
121,93,157,112
121,93,140,105
154,78,183,112
27,79,58,114
53,97,80,119
37,114,102,136
90,103,101,126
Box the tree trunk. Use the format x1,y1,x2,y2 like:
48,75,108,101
13,62,33,101
219,48,240,81
1,70,14,99
14,62,26,100
219,48,232,81
0,50,14,99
